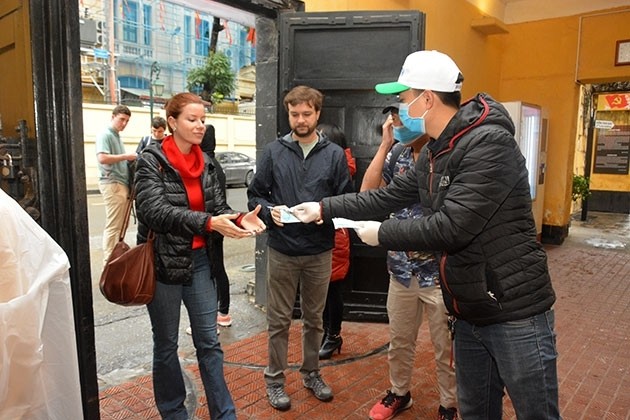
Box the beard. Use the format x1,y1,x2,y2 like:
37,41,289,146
291,123,317,140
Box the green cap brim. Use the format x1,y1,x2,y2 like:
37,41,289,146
375,81,410,95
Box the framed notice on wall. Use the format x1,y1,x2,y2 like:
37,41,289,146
594,125,630,174
615,39,630,66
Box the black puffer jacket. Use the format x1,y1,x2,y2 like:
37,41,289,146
247,133,353,256
322,94,555,326
135,140,236,285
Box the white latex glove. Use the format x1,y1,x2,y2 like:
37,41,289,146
290,202,322,224
269,205,289,227
354,221,382,246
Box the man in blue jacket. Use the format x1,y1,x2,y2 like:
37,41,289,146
247,85,353,411
292,51,560,420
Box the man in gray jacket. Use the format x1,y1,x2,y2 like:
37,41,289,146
292,51,559,420
248,85,353,411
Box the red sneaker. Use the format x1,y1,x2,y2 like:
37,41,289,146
369,390,412,420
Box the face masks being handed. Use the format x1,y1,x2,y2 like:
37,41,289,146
395,94,428,144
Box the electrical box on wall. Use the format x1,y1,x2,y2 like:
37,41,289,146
79,19,106,47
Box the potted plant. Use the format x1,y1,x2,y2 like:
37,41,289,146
572,174,591,202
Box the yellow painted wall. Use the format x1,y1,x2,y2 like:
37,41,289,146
499,16,583,227
576,9,630,84
576,9,630,197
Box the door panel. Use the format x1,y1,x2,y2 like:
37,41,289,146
0,0,35,136
280,11,423,92
279,10,424,321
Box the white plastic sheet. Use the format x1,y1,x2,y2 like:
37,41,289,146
0,189,82,419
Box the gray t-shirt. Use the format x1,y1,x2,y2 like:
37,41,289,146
96,126,129,185
297,137,319,159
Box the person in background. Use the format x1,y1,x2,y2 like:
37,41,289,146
136,116,167,153
315,123,356,360
291,50,559,420
96,104,136,264
247,85,353,411
134,92,266,419
202,124,233,328
361,105,458,420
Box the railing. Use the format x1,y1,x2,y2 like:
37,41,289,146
115,43,154,59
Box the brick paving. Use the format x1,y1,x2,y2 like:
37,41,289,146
99,230,630,419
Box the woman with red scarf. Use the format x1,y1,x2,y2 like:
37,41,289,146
135,93,265,419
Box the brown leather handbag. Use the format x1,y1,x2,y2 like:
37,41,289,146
99,189,155,306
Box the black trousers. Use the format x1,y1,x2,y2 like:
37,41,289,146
211,235,230,314
322,280,345,336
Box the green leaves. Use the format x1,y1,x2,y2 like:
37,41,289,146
572,175,591,202
186,51,235,104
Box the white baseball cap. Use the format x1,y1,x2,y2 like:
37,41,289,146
375,50,462,94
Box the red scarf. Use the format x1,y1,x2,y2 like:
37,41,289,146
162,136,206,249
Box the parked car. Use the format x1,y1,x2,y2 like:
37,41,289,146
215,151,256,187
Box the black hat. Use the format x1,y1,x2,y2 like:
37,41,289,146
382,103,400,114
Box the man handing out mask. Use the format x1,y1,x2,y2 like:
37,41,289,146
291,50,560,420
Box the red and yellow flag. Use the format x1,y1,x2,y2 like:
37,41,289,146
601,93,630,110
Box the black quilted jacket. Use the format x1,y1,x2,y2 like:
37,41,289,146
135,141,236,285
322,93,555,326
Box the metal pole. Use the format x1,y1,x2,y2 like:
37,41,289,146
149,61,160,123
582,114,595,222
149,61,155,122
149,77,154,122
31,0,100,416
107,0,117,104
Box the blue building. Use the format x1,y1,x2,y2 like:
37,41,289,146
79,0,256,108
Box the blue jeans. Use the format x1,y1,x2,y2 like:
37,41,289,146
454,309,560,420
147,249,235,420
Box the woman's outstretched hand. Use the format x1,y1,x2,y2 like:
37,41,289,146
211,213,252,238
241,204,266,235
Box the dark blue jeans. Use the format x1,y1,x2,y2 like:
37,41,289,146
147,249,235,419
454,309,560,420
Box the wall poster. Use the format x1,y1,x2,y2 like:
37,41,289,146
594,125,630,174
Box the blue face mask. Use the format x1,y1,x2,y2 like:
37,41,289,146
393,125,421,145
397,94,428,141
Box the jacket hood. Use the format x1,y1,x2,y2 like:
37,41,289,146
431,93,515,152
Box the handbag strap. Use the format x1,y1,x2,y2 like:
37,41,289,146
118,187,136,242
121,160,163,242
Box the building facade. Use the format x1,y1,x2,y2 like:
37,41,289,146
78,0,256,108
